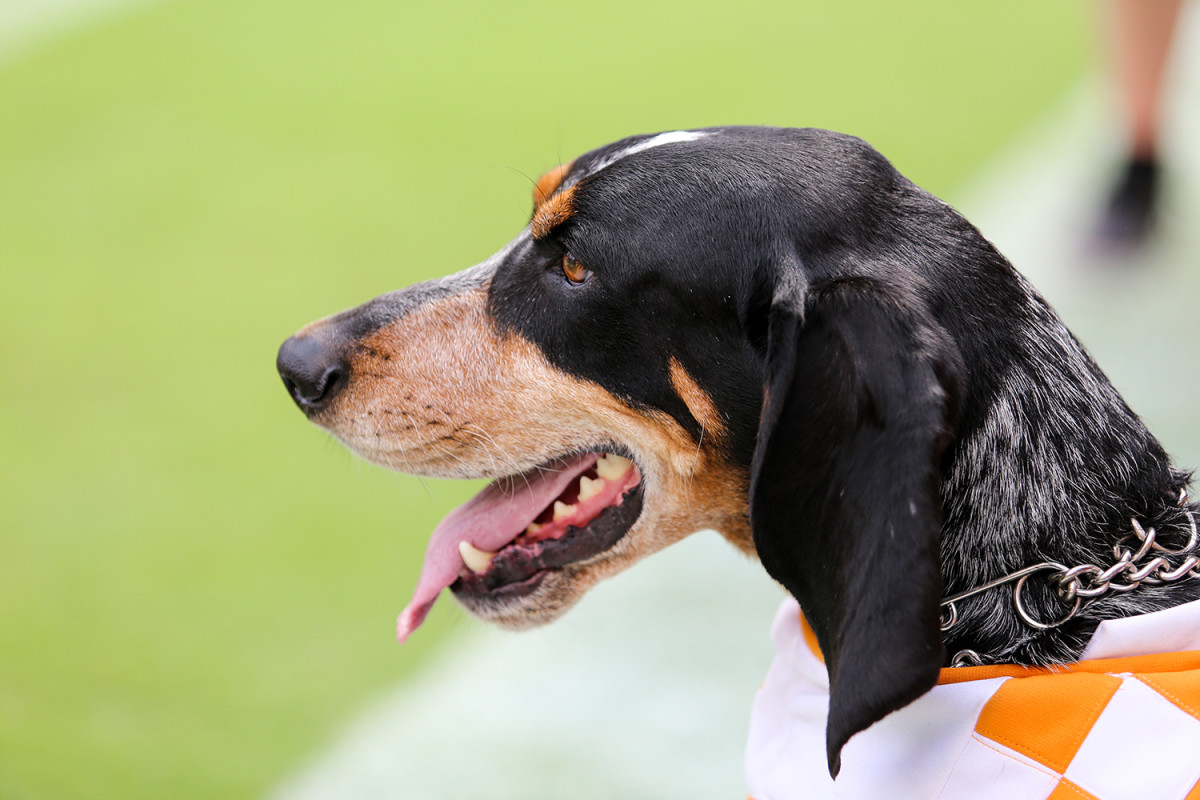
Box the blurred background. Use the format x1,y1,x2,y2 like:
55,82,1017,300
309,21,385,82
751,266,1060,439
1,0,1197,797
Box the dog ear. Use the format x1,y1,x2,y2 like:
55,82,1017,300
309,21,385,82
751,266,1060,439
750,274,961,777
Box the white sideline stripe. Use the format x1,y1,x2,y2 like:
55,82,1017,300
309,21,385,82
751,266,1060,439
0,0,163,67
267,532,785,800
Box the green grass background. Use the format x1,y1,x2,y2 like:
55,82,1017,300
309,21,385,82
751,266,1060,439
1,1,1087,797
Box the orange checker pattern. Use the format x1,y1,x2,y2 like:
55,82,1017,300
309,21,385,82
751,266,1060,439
1139,670,1200,719
973,672,1121,773
782,605,1200,799
940,649,1200,685
1047,779,1101,800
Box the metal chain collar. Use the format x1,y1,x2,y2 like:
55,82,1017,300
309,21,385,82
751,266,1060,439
940,489,1198,656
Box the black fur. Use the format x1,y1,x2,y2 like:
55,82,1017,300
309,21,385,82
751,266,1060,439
490,126,1197,770
752,277,963,775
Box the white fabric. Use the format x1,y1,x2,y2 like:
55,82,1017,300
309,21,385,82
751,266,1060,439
1079,598,1200,660
745,597,1200,800
1064,678,1200,800
936,737,1058,800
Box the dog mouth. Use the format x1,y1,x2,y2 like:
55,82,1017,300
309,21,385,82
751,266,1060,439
396,451,643,642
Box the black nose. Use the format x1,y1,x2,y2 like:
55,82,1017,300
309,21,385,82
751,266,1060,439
276,335,348,413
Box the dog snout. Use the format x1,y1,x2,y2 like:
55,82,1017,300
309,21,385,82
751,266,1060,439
276,334,349,414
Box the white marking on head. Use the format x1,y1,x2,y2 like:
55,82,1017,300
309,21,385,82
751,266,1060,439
619,130,710,158
584,130,711,178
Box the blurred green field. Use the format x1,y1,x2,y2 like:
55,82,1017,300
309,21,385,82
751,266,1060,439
0,1,1087,797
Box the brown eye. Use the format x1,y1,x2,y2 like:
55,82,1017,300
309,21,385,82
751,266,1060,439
561,254,592,284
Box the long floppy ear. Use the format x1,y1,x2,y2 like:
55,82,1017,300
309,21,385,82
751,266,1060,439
751,275,962,777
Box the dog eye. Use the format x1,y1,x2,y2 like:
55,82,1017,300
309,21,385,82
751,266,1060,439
561,254,593,285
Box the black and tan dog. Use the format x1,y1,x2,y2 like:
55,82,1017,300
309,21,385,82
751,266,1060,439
277,127,1199,785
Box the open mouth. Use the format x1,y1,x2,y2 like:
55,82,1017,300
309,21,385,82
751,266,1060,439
396,451,643,642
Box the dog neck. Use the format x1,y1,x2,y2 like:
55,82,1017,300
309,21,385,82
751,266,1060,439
935,279,1198,667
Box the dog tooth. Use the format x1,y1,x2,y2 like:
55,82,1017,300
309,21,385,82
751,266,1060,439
458,540,496,574
553,500,576,521
596,454,632,480
577,475,605,502
525,521,544,536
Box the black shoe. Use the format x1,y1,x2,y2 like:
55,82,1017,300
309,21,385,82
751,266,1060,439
1094,156,1160,251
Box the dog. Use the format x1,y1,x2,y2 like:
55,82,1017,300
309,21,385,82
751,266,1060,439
277,126,1200,797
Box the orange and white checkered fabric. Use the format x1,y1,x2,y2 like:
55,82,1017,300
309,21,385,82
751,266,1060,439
745,598,1200,800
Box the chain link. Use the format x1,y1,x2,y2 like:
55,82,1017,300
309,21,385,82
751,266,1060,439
941,489,1197,634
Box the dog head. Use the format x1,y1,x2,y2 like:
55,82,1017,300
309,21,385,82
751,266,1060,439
278,127,977,773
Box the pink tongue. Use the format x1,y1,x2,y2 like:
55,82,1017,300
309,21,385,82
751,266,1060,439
395,452,599,642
